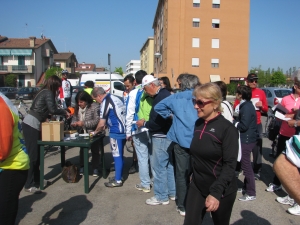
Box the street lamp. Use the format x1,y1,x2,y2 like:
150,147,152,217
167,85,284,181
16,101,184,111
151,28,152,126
154,52,161,78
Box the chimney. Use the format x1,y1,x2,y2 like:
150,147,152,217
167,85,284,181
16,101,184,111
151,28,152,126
29,36,36,47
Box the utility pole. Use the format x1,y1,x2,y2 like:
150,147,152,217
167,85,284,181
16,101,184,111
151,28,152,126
108,54,112,94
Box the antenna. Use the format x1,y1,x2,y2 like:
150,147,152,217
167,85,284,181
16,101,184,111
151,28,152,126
37,25,45,39
24,23,28,37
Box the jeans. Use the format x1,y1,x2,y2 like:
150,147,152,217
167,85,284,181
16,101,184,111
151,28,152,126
133,132,151,188
253,123,263,174
151,136,176,201
174,143,191,211
241,142,256,196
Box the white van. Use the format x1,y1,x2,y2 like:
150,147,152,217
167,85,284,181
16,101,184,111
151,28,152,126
80,72,125,97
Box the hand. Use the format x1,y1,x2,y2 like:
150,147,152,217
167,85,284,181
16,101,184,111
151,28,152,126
126,136,132,141
136,119,145,128
255,101,262,108
287,119,296,127
71,122,77,127
285,113,294,119
60,98,65,102
77,121,84,127
205,195,220,212
66,111,71,119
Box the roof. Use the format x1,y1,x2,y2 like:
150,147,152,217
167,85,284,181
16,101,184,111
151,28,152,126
0,35,58,53
75,63,96,72
54,52,74,60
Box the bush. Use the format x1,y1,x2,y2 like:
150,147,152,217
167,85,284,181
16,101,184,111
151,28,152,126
45,67,63,80
5,74,17,87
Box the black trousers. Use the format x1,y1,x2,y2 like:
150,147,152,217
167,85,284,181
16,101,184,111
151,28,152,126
253,123,263,174
65,97,71,108
0,170,28,225
273,134,290,185
22,122,41,189
79,137,104,170
184,182,236,225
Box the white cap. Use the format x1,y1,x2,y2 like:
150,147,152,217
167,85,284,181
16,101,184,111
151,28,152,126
142,75,158,87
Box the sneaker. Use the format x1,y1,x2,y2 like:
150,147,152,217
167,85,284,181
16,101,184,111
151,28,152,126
176,207,186,216
288,203,300,216
238,194,256,201
135,184,151,193
266,183,282,192
104,179,123,188
169,196,176,201
237,188,245,194
79,167,84,176
24,187,42,194
254,173,261,180
108,176,124,182
276,195,295,206
146,196,169,205
93,169,99,177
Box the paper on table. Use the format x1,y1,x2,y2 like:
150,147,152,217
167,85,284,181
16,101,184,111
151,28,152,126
275,111,291,121
251,98,260,110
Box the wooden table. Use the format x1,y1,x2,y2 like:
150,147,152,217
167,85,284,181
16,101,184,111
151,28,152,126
38,135,106,194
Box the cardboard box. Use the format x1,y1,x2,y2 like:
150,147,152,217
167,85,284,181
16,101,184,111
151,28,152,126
42,121,64,141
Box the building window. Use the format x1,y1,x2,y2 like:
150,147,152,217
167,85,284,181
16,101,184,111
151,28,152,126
211,58,219,68
212,0,220,8
193,0,200,7
192,38,200,48
212,19,220,28
193,18,200,27
192,58,199,67
212,39,220,48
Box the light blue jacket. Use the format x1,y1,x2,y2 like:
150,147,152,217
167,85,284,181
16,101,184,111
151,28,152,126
154,89,198,148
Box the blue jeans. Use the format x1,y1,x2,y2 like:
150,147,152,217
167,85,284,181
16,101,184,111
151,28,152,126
151,136,176,201
133,132,151,188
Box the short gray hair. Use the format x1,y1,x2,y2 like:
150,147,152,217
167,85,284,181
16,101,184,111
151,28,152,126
179,73,200,91
91,87,106,97
145,79,160,87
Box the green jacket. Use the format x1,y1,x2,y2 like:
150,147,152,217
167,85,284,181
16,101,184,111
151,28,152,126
137,92,153,121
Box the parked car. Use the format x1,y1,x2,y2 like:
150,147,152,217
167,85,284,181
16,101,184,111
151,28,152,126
261,87,292,109
0,87,18,99
71,86,85,107
15,87,40,100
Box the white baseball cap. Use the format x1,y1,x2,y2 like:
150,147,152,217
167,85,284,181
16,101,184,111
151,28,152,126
142,75,158,87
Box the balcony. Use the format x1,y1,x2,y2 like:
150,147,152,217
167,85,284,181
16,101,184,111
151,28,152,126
0,65,34,73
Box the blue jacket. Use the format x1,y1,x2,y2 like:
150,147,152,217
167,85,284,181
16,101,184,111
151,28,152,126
234,100,257,144
154,89,198,148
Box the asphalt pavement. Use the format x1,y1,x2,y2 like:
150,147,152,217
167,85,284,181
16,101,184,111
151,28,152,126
14,98,300,225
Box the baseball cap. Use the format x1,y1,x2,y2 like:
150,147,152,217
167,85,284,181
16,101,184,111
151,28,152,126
142,75,158,87
247,73,258,80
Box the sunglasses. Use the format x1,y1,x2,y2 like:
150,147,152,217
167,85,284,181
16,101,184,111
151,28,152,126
248,79,258,83
192,99,213,108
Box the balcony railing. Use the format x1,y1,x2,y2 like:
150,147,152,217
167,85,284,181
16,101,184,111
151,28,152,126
0,65,33,73
0,65,8,71
12,65,28,71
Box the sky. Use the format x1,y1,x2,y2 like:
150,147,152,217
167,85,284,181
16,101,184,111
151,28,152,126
1,0,299,73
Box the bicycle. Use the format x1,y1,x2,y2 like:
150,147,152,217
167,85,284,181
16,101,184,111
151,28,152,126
265,108,280,158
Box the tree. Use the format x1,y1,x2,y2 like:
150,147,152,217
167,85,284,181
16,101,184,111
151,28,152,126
114,67,123,76
270,71,286,86
45,67,63,79
5,74,17,87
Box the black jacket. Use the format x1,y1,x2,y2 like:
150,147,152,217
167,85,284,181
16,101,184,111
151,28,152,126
29,89,66,122
234,101,257,144
145,88,172,135
190,114,239,200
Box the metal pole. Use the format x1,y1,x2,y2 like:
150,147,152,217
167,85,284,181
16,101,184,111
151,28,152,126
108,54,112,94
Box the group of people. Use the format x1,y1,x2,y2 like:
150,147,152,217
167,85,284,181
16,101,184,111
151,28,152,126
1,69,300,225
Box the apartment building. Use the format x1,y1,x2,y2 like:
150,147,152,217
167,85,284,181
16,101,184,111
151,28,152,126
53,52,78,74
125,60,141,76
140,37,155,74
153,0,250,86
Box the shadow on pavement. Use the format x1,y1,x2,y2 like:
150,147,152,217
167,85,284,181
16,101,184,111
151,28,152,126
37,195,93,225
16,192,47,224
232,210,272,225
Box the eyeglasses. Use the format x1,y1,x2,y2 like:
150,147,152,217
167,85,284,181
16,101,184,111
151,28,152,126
192,99,213,108
249,79,258,83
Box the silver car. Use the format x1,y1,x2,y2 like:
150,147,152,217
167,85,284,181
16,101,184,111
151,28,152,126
261,87,292,108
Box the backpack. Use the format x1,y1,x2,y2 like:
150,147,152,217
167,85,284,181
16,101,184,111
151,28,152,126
267,116,281,141
61,161,78,183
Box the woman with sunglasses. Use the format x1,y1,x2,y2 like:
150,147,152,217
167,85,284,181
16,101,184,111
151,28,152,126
184,83,238,225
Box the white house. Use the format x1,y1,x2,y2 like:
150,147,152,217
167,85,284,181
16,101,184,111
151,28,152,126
125,60,141,76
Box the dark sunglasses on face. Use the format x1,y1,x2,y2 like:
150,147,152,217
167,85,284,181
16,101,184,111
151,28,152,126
249,79,258,83
192,98,213,108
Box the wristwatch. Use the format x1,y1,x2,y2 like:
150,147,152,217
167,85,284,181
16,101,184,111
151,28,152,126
294,120,298,128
